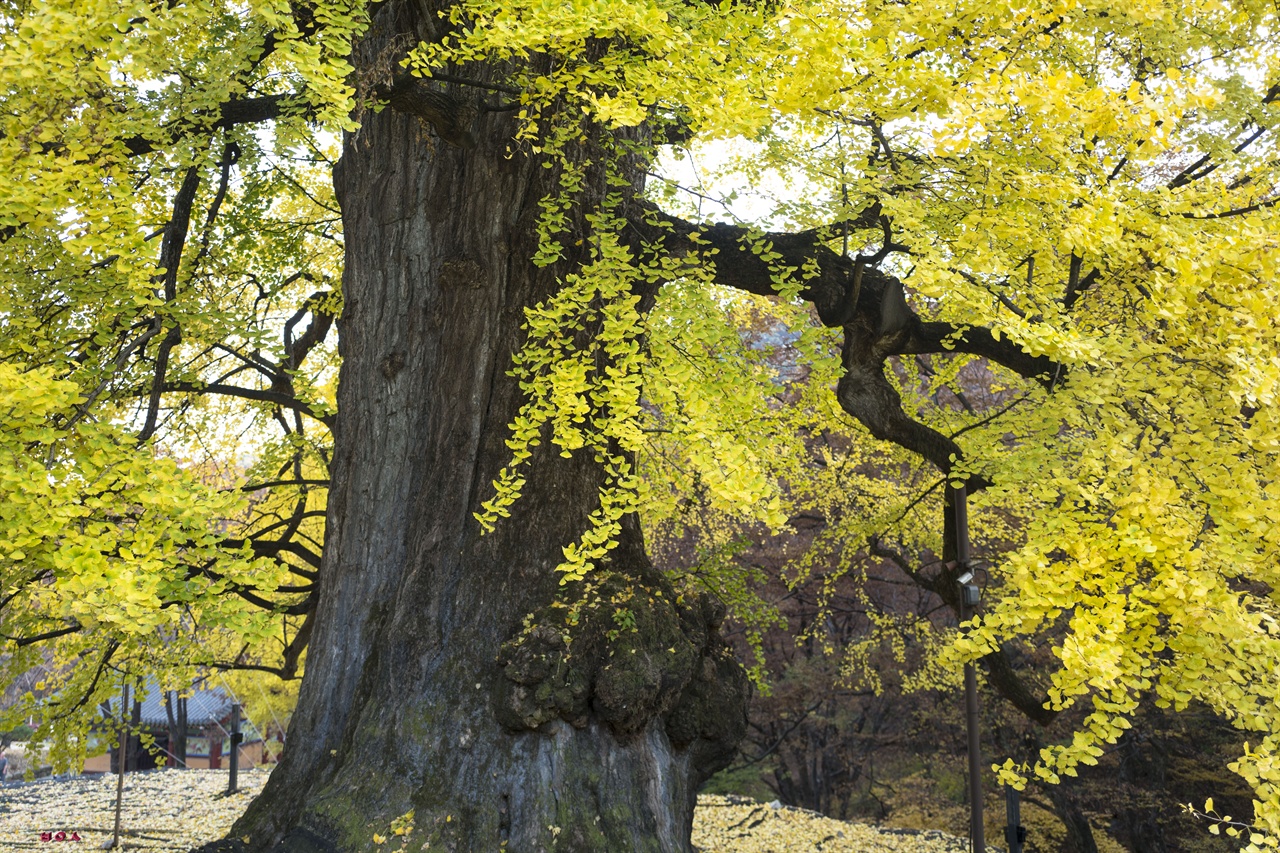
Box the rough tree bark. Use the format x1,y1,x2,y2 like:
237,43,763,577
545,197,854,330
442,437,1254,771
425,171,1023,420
200,4,747,852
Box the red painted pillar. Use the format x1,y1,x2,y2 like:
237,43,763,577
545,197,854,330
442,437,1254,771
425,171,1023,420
208,729,222,770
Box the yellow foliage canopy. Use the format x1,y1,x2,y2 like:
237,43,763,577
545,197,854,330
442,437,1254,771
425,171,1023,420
0,0,1277,845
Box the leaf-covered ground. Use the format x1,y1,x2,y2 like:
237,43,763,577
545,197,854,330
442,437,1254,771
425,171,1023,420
0,769,975,851
693,795,970,852
0,769,267,850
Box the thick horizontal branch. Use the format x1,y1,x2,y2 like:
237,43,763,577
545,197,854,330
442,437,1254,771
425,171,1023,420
628,202,1062,383
192,562,314,615
625,200,881,324
237,478,331,492
910,323,1060,386
634,161,1071,735
257,540,323,571
205,660,302,678
6,622,82,647
223,534,323,574
123,93,299,158
164,381,335,428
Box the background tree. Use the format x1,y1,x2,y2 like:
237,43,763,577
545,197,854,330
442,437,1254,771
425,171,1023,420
1,1,1277,852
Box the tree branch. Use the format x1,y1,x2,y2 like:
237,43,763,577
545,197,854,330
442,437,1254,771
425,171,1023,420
634,201,1064,723
122,94,300,158
163,381,335,428
189,560,314,615
138,165,202,443
61,322,164,432
282,290,336,374
627,203,1059,490
7,622,82,647
45,640,119,722
237,478,331,492
627,201,1061,382
1180,195,1280,220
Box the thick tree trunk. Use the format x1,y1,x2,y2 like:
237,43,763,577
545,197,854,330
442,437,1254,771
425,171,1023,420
209,5,746,852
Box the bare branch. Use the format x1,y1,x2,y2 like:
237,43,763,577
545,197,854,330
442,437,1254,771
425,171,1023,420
138,165,202,443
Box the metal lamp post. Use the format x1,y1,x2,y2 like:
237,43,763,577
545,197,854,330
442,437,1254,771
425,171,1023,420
953,486,985,852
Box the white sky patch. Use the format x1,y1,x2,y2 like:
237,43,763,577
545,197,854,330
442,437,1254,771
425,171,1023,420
652,138,816,230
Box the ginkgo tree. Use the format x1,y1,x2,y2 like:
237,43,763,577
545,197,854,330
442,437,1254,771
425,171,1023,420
1,0,1277,851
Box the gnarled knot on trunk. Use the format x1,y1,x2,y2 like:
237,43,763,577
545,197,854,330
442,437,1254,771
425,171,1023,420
379,74,477,149
493,568,747,779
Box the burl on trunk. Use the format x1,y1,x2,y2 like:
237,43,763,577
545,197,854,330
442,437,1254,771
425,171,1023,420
202,5,747,852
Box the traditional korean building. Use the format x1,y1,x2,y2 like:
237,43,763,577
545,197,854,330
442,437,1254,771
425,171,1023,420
84,680,266,773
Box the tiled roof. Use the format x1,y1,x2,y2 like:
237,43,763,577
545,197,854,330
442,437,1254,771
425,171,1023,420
102,680,234,728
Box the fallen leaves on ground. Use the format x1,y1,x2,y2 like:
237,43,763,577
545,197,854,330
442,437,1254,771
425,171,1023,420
0,769,268,850
692,795,970,853
0,771,973,851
